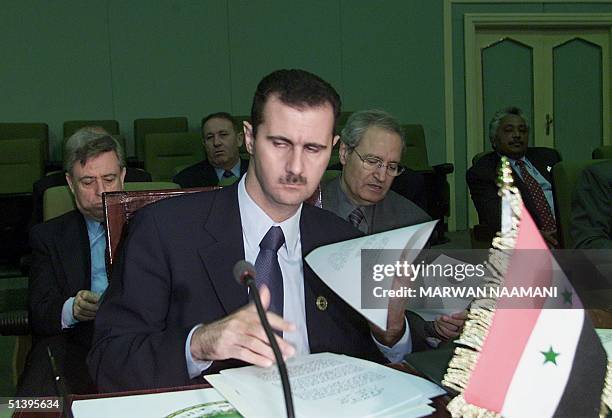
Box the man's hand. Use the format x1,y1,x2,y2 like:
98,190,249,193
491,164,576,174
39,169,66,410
541,229,559,248
189,285,296,367
433,311,467,340
370,275,410,347
73,290,100,322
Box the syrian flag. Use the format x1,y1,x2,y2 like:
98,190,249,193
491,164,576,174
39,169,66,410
443,159,608,417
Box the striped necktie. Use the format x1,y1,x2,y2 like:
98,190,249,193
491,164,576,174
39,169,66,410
515,160,556,231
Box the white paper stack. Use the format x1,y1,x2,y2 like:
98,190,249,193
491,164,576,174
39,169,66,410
207,352,445,418
71,386,239,418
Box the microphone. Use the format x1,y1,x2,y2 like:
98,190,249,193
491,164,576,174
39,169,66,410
233,260,295,418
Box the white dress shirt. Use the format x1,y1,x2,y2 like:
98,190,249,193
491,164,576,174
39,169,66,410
185,176,411,378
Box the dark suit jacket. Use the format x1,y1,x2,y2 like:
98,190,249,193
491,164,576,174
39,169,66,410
321,176,431,234
466,147,561,235
88,183,385,392
172,158,249,188
31,167,152,225
17,210,95,395
570,160,612,249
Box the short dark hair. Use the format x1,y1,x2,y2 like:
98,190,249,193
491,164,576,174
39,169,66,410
201,112,237,134
250,69,341,137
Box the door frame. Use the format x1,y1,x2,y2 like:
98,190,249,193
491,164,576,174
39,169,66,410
465,13,612,172
442,0,612,231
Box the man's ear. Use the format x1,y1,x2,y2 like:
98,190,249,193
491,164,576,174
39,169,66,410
243,121,255,155
65,172,75,195
236,131,244,148
339,142,349,166
120,166,127,185
332,134,340,148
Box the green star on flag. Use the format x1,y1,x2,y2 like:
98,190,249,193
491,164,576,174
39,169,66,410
562,288,573,305
541,346,560,365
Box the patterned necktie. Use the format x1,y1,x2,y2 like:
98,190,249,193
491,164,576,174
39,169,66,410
223,170,234,178
348,207,365,228
254,226,285,316
515,160,556,231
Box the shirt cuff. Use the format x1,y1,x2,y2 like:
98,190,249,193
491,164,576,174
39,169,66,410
371,317,412,363
61,297,78,329
185,324,213,379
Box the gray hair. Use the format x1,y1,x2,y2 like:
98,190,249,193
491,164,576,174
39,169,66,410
63,127,126,175
488,106,529,144
340,109,405,152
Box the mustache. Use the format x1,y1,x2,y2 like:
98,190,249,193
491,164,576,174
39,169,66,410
279,173,307,185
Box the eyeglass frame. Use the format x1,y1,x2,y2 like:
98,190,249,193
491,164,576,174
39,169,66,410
349,147,405,177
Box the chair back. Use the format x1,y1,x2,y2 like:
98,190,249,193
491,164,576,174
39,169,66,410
593,145,612,159
0,122,49,160
143,132,203,181
43,182,178,221
0,138,45,194
552,159,604,248
63,120,119,139
103,187,216,273
401,124,430,170
134,117,188,161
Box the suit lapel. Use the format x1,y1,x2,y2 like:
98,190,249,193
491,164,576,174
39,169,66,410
527,149,553,182
299,207,334,352
196,183,248,314
58,211,90,294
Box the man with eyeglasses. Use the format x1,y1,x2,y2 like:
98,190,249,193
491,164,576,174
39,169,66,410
322,109,430,234
321,109,466,346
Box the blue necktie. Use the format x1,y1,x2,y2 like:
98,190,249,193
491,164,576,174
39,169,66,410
254,226,285,316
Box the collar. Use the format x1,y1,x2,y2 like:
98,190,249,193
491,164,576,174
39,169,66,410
214,159,241,179
237,176,302,258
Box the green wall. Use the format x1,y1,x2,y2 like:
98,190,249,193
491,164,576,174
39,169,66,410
3,1,611,230
0,0,446,166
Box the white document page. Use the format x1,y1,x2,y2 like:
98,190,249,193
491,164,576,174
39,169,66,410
596,328,612,359
411,254,474,320
208,352,444,418
305,221,438,329
71,387,237,418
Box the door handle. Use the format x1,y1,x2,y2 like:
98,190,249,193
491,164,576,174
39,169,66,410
546,113,553,136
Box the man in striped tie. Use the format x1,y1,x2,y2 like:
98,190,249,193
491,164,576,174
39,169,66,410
467,106,561,248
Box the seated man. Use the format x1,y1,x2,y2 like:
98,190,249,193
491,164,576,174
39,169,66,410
173,112,249,188
571,160,612,249
322,109,430,234
17,131,126,395
31,126,151,225
321,109,465,343
467,106,561,247
89,69,414,392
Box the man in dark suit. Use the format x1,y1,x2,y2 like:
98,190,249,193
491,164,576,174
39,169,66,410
321,109,465,343
89,69,412,392
17,131,126,395
571,160,612,249
467,106,561,247
173,112,249,188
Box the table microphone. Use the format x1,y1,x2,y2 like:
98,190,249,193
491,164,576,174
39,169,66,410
233,260,295,418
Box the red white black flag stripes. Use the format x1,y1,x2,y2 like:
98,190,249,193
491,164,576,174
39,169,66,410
443,157,608,417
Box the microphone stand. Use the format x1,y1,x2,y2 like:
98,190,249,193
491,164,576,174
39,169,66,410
244,276,295,418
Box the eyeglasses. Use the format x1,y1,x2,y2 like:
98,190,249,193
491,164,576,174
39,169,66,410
351,148,405,177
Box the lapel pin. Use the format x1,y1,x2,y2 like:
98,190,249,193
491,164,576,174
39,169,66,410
547,166,552,172
316,296,328,311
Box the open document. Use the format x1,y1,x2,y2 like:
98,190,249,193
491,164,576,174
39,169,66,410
207,352,445,418
304,220,438,330
71,387,239,418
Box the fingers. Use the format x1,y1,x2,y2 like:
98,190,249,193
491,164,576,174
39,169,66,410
191,300,296,367
73,290,100,321
434,313,466,340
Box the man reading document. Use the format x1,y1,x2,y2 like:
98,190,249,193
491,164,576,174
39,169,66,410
88,69,413,391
